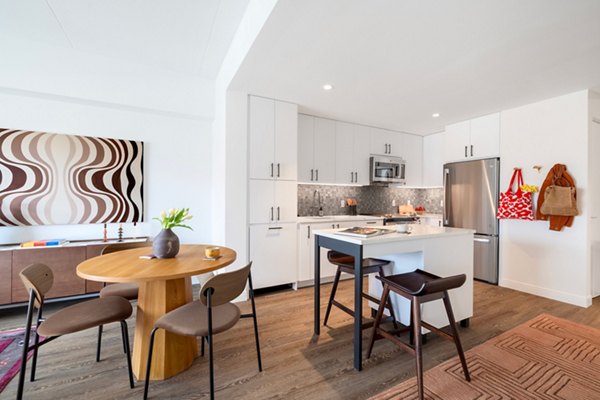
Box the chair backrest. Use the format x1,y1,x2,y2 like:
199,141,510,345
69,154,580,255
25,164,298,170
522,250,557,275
200,262,252,307
421,273,466,295
101,240,149,255
19,263,54,307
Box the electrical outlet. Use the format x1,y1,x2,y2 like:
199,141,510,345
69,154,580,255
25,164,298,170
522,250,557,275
392,199,396,206
340,200,345,207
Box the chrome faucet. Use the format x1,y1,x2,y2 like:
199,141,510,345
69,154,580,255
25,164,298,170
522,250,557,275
313,190,323,216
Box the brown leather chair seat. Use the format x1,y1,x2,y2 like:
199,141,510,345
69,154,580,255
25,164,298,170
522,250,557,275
99,282,139,300
38,296,133,337
155,301,240,337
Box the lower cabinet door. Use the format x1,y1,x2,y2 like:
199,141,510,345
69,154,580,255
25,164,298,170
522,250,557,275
249,223,297,289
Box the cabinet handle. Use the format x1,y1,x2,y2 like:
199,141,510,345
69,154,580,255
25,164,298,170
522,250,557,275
332,224,335,229
470,145,473,157
268,227,282,230
389,144,392,154
270,207,274,221
464,146,468,157
311,169,314,181
307,225,311,238
351,171,354,182
355,172,358,182
336,224,340,228
316,169,319,181
385,144,389,154
270,163,274,177
277,163,281,177
365,221,377,225
277,206,280,221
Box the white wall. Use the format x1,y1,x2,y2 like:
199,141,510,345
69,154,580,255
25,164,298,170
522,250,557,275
422,131,444,187
499,90,590,306
0,90,213,245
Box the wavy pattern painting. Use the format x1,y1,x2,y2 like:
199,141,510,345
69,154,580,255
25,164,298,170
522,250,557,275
0,128,144,226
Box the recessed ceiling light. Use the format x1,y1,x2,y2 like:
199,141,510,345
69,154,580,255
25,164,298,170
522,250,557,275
323,84,334,91
432,113,440,118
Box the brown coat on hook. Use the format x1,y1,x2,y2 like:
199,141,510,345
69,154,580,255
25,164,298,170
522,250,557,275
536,164,576,231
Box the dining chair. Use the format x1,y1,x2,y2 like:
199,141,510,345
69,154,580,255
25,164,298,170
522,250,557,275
96,240,149,361
143,262,262,400
16,263,134,400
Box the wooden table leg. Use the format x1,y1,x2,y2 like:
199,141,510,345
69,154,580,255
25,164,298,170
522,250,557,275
132,277,197,380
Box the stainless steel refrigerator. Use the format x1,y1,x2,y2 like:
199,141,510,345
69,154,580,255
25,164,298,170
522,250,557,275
443,158,500,284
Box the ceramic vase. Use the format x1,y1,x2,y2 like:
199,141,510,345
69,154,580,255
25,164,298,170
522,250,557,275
152,228,180,258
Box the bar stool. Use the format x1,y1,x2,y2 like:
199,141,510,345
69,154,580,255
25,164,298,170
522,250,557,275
323,250,398,329
367,269,470,400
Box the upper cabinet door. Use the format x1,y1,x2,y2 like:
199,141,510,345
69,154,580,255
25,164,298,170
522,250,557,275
386,131,404,158
443,120,471,162
469,113,500,159
274,101,298,180
401,133,423,186
298,114,315,182
353,124,371,185
370,127,389,155
249,96,275,179
313,117,336,183
335,121,355,184
423,131,444,187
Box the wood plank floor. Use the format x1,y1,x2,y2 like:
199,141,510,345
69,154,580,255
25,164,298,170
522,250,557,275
2,280,599,399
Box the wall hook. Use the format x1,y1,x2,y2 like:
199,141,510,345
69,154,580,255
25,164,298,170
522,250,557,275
533,165,543,173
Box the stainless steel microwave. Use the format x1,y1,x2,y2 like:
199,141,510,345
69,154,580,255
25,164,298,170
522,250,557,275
370,155,406,185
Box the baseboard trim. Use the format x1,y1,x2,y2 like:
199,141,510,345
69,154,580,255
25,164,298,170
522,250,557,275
500,278,591,307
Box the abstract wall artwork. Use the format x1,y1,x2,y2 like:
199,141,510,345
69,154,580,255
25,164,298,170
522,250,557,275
0,128,144,226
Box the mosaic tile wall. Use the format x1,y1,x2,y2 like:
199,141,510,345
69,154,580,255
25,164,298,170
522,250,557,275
298,184,443,216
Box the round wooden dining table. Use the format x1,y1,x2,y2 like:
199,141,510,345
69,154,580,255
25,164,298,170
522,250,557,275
77,244,236,380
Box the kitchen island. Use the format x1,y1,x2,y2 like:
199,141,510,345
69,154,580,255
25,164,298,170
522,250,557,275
313,224,474,371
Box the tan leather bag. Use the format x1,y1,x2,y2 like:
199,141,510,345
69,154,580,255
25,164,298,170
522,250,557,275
540,185,578,216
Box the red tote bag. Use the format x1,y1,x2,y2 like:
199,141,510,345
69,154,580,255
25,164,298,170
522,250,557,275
497,169,534,220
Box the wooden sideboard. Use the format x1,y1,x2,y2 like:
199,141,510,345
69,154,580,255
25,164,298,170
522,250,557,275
1,238,148,307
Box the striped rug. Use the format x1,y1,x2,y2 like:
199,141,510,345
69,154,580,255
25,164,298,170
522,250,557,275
370,314,600,399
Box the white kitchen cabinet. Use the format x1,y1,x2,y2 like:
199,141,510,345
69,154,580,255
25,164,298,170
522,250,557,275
335,122,371,185
401,133,423,186
443,113,500,162
248,96,298,180
250,223,297,289
370,127,403,157
248,180,297,224
297,218,383,286
423,131,444,187
298,115,336,183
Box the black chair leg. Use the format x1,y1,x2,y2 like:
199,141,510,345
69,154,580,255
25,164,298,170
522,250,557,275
96,325,103,362
248,272,263,372
120,321,135,389
201,336,205,357
323,268,342,326
442,292,470,381
30,306,43,382
17,293,36,400
143,327,159,400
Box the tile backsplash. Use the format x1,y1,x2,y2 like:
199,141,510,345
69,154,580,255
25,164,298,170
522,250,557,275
298,184,443,216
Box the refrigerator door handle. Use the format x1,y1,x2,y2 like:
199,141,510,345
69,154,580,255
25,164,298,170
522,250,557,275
443,168,450,224
474,238,490,243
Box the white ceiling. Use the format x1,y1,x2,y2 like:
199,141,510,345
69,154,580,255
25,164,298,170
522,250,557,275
0,0,249,78
230,0,600,135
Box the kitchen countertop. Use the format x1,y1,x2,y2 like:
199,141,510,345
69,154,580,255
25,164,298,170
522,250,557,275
313,224,473,245
297,215,384,223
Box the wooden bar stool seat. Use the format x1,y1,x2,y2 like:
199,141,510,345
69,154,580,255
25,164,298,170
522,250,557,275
366,269,470,400
323,250,398,329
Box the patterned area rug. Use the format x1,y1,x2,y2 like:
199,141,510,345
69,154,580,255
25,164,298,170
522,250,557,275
370,314,600,400
0,327,39,394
